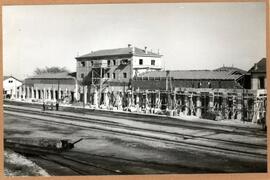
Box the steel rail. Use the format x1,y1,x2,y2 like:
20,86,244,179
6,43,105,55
4,106,265,137
4,106,266,149
4,102,265,136
4,108,267,160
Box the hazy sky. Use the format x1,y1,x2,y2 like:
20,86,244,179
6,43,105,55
3,2,266,80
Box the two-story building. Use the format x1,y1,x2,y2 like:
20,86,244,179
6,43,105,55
248,58,266,90
76,45,163,91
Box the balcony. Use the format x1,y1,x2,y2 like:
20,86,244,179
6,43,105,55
92,60,109,68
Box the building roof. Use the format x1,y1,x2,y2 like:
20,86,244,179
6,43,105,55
138,70,243,80
214,66,247,75
3,75,22,82
248,58,266,73
26,72,76,80
76,47,162,59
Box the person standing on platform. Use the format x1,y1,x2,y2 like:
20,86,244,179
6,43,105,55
56,101,59,111
42,102,46,111
50,102,54,110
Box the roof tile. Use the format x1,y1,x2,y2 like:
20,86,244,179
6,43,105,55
76,47,162,59
138,70,243,80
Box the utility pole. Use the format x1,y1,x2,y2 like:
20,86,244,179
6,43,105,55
83,84,85,108
57,79,60,101
99,67,103,107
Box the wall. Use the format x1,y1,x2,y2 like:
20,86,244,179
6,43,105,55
132,56,162,70
250,72,266,90
24,78,77,91
76,54,162,84
132,78,241,90
3,77,22,98
76,55,133,83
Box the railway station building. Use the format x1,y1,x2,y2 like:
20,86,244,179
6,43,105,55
75,44,163,105
19,72,79,103
7,43,266,124
76,44,163,84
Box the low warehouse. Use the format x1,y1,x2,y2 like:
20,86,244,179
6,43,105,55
132,67,248,90
21,72,79,103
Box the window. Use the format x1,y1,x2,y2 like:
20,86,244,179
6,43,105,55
107,73,110,78
113,60,116,66
123,72,127,78
151,60,155,66
107,60,111,66
91,61,94,66
81,73,84,78
8,80,13,83
218,81,221,88
81,61,85,67
113,73,116,79
121,59,128,65
139,59,143,65
259,77,265,89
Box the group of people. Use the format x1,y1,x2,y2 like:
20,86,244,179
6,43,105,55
42,101,59,111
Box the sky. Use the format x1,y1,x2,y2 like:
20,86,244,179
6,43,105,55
3,2,266,80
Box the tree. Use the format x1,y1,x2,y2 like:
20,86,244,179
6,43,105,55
34,66,69,75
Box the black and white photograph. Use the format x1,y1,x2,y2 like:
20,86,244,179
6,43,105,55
3,2,267,176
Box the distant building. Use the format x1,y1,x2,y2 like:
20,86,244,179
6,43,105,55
22,72,78,102
133,68,247,90
75,45,163,91
3,76,22,99
213,66,247,75
248,58,266,90
213,66,250,89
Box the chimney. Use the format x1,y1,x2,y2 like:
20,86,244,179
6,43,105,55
144,46,148,54
132,46,135,54
157,49,160,55
254,63,258,70
166,70,170,77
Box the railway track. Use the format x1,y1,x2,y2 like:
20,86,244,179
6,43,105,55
4,105,266,137
6,145,227,175
4,105,267,160
5,145,122,175
4,102,266,137
38,154,122,175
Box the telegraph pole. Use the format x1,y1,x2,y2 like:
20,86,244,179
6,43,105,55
57,79,60,101
99,67,103,107
83,84,85,108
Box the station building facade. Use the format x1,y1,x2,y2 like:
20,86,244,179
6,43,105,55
75,45,163,104
76,45,163,91
20,72,78,103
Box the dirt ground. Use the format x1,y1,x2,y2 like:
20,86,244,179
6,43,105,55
4,112,267,175
4,149,50,176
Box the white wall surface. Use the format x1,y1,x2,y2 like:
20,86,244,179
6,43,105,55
3,77,22,97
